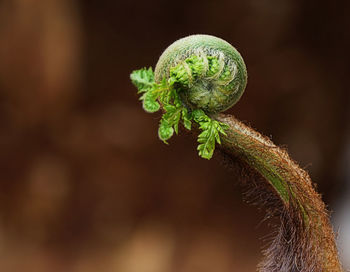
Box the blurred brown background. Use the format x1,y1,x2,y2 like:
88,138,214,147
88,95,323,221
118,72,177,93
0,0,349,271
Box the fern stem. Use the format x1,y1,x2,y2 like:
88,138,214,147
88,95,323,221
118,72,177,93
214,113,342,271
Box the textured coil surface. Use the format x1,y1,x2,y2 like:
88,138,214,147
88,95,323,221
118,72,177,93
155,34,248,113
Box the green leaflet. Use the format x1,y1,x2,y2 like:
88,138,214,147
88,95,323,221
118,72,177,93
130,67,154,93
193,109,228,159
158,120,174,142
130,56,228,159
142,91,160,113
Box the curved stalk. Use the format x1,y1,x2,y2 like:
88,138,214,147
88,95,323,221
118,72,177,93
214,113,342,271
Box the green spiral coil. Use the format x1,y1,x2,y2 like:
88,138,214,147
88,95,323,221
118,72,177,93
155,34,247,113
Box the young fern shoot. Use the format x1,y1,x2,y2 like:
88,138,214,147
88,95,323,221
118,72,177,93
130,34,342,272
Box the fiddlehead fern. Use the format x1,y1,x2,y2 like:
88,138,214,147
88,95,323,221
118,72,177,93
154,34,247,113
130,34,342,271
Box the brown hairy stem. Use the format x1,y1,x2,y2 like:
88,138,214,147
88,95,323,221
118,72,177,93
213,113,342,272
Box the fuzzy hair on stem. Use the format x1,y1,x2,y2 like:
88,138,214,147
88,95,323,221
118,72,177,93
214,113,342,271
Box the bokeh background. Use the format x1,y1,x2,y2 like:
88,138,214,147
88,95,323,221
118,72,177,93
0,0,349,271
